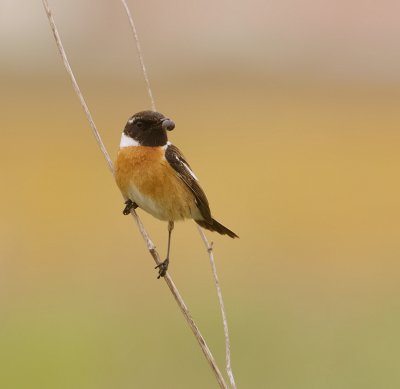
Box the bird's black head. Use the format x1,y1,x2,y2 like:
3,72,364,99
122,110,175,147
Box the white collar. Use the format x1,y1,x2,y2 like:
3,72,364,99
120,133,140,148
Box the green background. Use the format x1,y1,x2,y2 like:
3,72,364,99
1,1,400,387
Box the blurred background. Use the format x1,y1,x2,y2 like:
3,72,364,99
1,0,400,388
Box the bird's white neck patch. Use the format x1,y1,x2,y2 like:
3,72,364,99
120,132,140,148
162,141,172,150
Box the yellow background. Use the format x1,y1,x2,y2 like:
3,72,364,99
1,1,400,388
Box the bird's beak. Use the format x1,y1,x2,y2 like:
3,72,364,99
161,118,175,131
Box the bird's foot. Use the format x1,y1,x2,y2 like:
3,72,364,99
123,199,137,215
155,258,169,279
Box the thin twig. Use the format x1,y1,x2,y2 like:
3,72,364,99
120,2,237,387
41,1,228,388
41,2,113,172
197,226,237,389
120,0,156,111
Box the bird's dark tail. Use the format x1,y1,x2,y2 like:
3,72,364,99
196,218,239,239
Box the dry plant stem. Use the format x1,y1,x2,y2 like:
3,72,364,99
42,1,228,388
130,211,228,389
120,2,237,387
41,1,113,172
120,0,156,112
197,226,237,389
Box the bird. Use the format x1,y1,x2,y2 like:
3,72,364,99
114,110,238,278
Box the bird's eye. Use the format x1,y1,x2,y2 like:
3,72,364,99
136,120,144,128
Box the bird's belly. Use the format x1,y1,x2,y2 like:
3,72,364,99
126,174,199,221
115,147,201,221
126,182,178,221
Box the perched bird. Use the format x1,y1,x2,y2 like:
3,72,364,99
115,110,238,278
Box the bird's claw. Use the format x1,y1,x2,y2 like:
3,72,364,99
155,259,169,279
123,199,137,215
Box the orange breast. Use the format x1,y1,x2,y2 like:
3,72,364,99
114,146,200,221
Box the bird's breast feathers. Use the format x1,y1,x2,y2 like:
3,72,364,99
115,145,202,221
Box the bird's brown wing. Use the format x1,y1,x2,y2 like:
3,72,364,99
165,144,212,223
